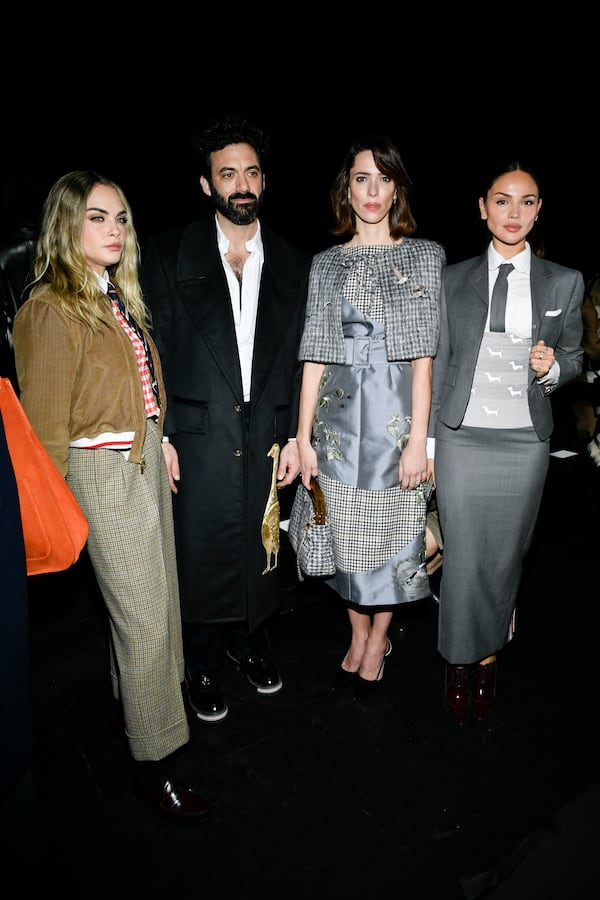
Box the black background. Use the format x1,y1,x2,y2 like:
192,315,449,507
2,22,597,279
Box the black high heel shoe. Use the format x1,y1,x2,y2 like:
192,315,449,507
353,639,392,700
331,666,358,691
331,639,391,691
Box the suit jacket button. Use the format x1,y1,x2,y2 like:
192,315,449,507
234,449,243,457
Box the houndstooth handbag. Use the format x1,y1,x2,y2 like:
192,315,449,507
288,476,336,582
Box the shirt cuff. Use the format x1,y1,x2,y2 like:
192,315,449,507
539,360,560,386
161,436,170,443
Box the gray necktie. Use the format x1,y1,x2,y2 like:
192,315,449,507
489,263,514,333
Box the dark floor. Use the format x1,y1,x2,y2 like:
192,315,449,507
12,437,600,899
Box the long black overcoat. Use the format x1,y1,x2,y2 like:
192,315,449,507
142,215,310,631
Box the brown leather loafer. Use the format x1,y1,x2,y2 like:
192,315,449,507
444,664,471,725
135,777,210,819
471,661,497,720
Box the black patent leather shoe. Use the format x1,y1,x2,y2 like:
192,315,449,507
471,660,497,720
226,650,283,694
134,777,210,819
186,672,228,722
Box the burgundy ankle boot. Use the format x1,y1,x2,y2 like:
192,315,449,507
444,664,471,724
471,660,497,720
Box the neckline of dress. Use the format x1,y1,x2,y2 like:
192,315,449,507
343,243,393,250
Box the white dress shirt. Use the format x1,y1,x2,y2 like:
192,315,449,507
216,217,264,402
487,242,559,385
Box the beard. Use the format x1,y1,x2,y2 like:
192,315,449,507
211,186,264,225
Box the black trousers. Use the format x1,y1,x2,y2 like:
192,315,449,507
183,621,269,676
184,402,269,676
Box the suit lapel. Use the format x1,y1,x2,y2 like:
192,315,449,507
250,249,297,404
530,254,556,330
467,255,489,306
251,229,297,402
176,220,244,399
173,218,302,407
529,255,561,386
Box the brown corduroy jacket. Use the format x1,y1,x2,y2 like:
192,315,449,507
13,288,166,476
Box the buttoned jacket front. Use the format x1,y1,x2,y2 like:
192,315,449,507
430,251,584,442
141,214,311,629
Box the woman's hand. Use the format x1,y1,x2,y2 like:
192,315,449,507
529,340,555,378
398,441,428,490
297,440,319,489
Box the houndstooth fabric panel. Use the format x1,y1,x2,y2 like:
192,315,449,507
343,247,385,321
320,472,426,572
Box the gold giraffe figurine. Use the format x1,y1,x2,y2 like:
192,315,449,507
261,443,281,574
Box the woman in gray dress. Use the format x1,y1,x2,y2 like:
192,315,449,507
296,135,444,698
429,162,584,724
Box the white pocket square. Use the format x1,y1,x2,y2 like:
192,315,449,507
544,309,562,317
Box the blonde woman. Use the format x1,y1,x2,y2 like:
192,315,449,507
13,171,208,818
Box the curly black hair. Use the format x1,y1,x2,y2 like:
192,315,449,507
189,112,270,179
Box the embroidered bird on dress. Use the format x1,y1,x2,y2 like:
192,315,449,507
261,443,281,574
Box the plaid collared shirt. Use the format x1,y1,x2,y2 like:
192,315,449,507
109,296,160,419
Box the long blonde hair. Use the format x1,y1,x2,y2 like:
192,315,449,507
28,170,149,332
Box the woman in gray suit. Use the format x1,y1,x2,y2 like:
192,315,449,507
429,162,584,724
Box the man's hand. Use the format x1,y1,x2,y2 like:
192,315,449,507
162,441,181,494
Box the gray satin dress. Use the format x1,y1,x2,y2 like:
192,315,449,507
313,246,430,608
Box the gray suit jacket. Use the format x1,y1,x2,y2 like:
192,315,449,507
430,251,584,442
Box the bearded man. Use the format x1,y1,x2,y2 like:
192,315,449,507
142,114,310,722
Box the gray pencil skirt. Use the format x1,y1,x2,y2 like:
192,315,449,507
434,422,549,664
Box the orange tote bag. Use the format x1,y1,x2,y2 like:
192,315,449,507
0,377,89,576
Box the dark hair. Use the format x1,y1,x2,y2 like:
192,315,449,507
480,161,544,253
480,160,542,199
329,134,416,240
189,112,270,180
